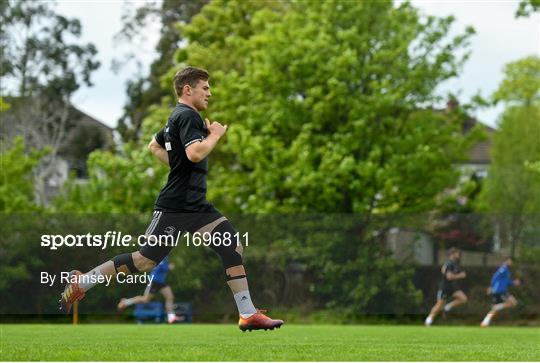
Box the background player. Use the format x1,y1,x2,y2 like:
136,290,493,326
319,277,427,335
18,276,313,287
425,247,468,326
481,256,521,327
117,256,180,323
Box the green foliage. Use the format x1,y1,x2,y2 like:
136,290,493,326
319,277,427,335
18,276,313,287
0,97,10,113
480,107,540,214
166,0,477,313
179,1,477,215
478,56,540,257
0,0,99,98
492,56,540,106
516,0,540,17
0,137,48,212
519,244,540,266
480,56,540,215
305,222,424,316
115,0,208,142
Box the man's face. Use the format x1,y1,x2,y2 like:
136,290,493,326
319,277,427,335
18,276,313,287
506,258,513,267
186,79,211,111
451,251,461,261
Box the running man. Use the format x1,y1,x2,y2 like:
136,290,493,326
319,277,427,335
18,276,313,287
59,66,284,331
480,256,520,327
117,256,181,324
425,247,468,326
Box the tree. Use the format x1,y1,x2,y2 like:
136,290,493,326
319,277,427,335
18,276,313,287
0,137,48,212
55,0,280,213
516,0,540,17
113,0,208,142
0,97,10,118
0,92,47,213
177,1,477,215
0,99,50,310
478,56,540,257
173,0,477,314
0,0,99,98
492,56,540,107
0,0,100,205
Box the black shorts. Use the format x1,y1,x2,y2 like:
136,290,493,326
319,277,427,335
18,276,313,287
437,286,459,300
139,203,226,263
144,281,167,295
492,292,509,304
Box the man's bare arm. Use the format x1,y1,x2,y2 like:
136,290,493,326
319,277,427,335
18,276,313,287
446,271,466,280
148,137,169,166
185,134,221,163
185,119,227,163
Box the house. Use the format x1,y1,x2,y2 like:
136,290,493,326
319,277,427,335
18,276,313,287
459,119,496,179
45,107,114,202
57,107,114,178
0,99,114,204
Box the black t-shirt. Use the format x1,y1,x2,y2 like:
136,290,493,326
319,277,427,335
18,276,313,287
440,259,461,290
154,103,209,211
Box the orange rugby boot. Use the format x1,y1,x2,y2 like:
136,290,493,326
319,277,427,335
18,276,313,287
58,270,85,313
238,309,284,332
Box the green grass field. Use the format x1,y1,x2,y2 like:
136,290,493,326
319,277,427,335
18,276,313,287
1,324,539,361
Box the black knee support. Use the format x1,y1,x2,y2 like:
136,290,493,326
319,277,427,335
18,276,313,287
112,253,139,273
209,220,244,270
227,274,247,281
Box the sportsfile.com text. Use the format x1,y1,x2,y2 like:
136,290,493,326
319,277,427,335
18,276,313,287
40,231,248,250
